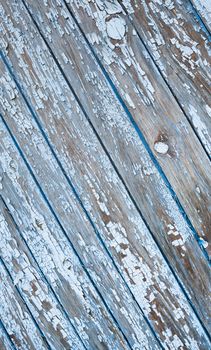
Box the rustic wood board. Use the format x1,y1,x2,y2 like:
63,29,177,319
62,0,211,255
0,256,50,350
191,0,211,32
0,197,90,350
118,0,211,155
0,54,204,349
0,321,16,350
0,0,210,349
1,62,210,350
2,0,210,333
1,3,211,349
18,0,211,260
0,123,142,349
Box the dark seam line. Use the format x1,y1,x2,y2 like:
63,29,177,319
0,115,135,350
188,0,211,38
0,318,17,350
6,0,211,338
119,0,211,161
63,1,210,263
0,196,87,350
0,257,52,350
0,50,162,350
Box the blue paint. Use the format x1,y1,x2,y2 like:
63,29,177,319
0,50,162,349
1,2,211,337
63,4,211,263
0,114,134,350
188,0,211,40
0,196,87,350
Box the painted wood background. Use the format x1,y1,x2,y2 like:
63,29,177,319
0,0,210,349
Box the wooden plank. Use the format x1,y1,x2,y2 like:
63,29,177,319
0,200,86,350
0,258,49,350
0,126,136,350
0,8,210,350
4,0,210,334
0,322,15,350
118,0,211,155
0,64,160,350
62,0,211,254
191,0,211,32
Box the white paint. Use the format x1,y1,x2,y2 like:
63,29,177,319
192,0,211,30
106,16,126,40
189,105,211,153
199,237,208,249
154,141,169,154
1,1,209,347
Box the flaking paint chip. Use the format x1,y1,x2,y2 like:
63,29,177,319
106,16,126,40
154,141,169,154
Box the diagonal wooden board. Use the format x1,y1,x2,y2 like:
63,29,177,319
118,0,211,154
0,6,210,350
0,0,211,346
0,319,20,350
0,129,140,348
18,0,211,258
1,195,105,350
0,255,51,350
0,60,210,349
1,0,209,333
0,69,160,350
62,0,211,254
191,0,211,33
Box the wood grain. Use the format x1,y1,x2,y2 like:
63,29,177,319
0,124,138,350
0,322,15,350
63,0,211,255
0,63,158,350
0,2,210,349
0,197,94,350
0,257,49,350
6,0,210,333
191,0,211,32
118,0,211,155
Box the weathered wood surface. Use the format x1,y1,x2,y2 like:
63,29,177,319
0,321,15,350
0,257,50,350
19,0,211,259
119,0,211,155
0,123,140,349
0,66,163,350
191,0,211,32
1,199,97,350
0,0,211,349
2,52,210,350
4,0,210,333
63,0,211,254
0,2,211,349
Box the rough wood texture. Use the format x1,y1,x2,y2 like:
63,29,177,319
0,201,87,350
1,2,211,349
0,322,15,350
18,0,211,260
63,0,211,255
0,0,210,349
118,0,211,155
0,123,137,349
3,0,210,333
1,67,163,348
1,52,209,349
0,257,50,350
191,0,211,32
